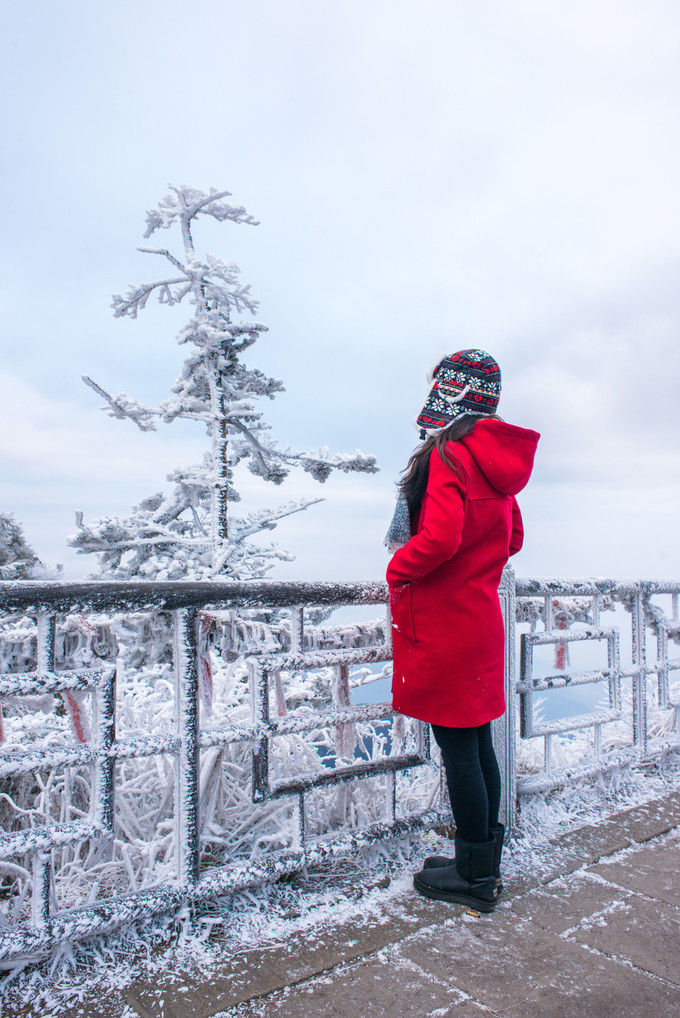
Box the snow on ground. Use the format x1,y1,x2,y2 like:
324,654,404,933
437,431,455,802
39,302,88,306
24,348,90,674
2,749,679,1018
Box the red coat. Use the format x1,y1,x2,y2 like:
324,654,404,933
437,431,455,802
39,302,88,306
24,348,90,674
387,419,539,728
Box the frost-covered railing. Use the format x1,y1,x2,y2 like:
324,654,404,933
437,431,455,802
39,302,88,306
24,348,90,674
0,580,444,967
1,574,679,966
513,577,680,812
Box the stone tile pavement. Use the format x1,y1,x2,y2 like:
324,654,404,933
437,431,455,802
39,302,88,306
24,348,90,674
52,793,680,1017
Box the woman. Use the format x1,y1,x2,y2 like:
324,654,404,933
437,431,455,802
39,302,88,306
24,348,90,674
386,349,539,912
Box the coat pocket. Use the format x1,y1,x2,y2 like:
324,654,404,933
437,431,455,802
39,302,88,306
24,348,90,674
389,582,417,642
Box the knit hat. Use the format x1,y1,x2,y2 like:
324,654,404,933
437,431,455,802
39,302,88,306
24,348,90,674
416,349,501,439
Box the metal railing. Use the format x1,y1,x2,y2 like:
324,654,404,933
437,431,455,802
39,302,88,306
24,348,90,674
514,577,680,800
0,573,679,965
0,580,443,967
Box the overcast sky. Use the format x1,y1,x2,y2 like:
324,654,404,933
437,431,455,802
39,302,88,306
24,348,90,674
2,0,680,581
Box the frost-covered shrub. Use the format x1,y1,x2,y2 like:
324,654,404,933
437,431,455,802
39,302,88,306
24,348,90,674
0,514,41,581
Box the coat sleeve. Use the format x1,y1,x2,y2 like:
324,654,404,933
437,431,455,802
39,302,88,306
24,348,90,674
386,449,466,585
509,497,524,556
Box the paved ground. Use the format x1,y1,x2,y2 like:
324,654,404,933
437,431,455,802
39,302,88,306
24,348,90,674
118,792,680,1018
38,792,680,1017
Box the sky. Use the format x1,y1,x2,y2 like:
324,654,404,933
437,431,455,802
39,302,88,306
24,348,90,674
2,0,680,582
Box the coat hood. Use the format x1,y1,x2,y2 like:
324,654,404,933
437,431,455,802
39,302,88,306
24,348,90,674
458,419,540,496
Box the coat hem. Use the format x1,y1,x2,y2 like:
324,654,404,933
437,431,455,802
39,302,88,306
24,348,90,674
392,703,506,729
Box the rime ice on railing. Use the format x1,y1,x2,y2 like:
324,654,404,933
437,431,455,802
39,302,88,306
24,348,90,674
514,578,680,798
0,579,441,970
2,574,679,968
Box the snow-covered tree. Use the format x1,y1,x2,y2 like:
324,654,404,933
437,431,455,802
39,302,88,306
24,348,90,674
70,185,378,580
0,513,41,579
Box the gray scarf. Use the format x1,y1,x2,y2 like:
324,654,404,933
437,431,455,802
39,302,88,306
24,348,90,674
384,491,412,552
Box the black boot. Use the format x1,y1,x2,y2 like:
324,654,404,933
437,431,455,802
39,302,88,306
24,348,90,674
423,824,505,895
422,851,454,869
414,836,497,912
490,823,504,895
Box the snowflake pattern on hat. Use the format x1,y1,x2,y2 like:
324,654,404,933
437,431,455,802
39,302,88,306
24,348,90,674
416,349,501,436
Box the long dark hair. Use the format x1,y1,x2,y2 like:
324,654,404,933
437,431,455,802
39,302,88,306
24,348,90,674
399,415,490,524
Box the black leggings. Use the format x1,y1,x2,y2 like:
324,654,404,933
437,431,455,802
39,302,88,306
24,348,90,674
431,722,501,844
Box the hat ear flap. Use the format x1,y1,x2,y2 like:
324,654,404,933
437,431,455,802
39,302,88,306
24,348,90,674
426,353,447,384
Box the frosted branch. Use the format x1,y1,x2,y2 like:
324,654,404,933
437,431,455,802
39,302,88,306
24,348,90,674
137,247,185,272
144,186,259,240
230,498,325,542
82,377,157,432
111,277,187,319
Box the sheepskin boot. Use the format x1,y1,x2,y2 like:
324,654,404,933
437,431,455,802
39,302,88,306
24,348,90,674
422,850,454,869
414,836,497,912
489,823,505,893
423,824,505,895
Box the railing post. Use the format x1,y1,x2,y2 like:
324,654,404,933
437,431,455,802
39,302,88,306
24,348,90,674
173,607,200,887
33,613,56,924
249,658,270,803
36,611,55,673
31,851,51,927
495,565,517,834
656,622,669,709
385,600,393,655
91,666,116,833
290,606,304,654
631,590,648,755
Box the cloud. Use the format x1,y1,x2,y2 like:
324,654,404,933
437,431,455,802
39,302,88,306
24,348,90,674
0,371,203,487
503,309,680,485
517,481,680,579
2,0,680,581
